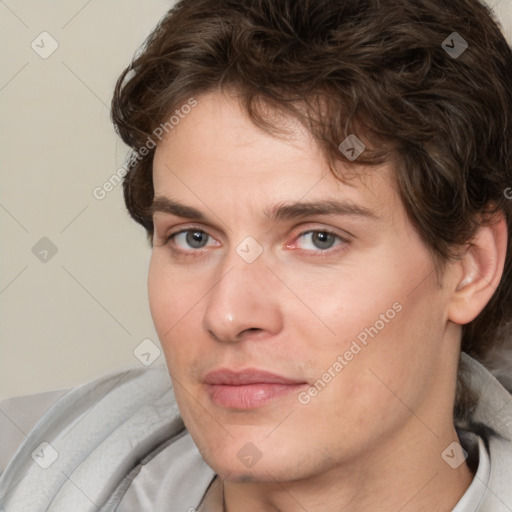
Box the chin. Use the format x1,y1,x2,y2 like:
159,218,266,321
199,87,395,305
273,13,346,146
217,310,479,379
202,445,308,483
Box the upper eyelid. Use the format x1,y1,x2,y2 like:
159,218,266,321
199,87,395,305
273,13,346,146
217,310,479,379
159,223,219,240
166,226,204,237
295,228,347,238
164,227,348,251
290,224,352,243
158,219,351,235
166,227,217,244
163,225,347,239
289,229,348,249
163,230,218,253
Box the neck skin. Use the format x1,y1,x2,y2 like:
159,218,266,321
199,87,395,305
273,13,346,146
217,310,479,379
222,423,473,512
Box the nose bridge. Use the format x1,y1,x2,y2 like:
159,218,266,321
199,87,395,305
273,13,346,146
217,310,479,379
202,243,282,342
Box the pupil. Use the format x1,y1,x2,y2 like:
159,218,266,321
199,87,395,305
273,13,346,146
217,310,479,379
313,232,334,249
187,230,207,248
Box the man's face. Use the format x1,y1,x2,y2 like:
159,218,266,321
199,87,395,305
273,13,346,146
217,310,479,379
149,91,457,482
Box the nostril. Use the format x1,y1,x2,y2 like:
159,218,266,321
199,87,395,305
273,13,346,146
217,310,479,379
237,327,263,339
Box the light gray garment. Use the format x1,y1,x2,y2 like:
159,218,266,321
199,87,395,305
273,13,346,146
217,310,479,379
0,365,214,511
0,353,511,511
0,389,68,473
452,436,490,512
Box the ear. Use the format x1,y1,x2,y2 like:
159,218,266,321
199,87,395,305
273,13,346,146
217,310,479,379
448,211,508,325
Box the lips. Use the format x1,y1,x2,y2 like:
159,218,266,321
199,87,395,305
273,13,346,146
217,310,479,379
204,368,306,386
204,368,308,409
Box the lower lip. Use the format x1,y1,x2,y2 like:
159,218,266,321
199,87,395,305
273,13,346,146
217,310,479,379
206,383,307,409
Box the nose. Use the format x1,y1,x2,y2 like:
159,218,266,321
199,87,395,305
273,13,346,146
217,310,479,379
202,252,284,343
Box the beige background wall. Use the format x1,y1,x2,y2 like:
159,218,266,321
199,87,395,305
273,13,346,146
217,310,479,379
1,0,511,399
0,0,172,399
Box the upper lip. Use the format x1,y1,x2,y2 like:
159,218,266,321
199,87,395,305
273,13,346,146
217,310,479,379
204,368,306,386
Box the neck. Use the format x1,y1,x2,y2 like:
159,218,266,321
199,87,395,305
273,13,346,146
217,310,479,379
222,422,474,512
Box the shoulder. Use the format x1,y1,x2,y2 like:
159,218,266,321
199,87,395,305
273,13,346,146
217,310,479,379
461,353,512,509
0,389,68,474
462,352,512,435
0,365,191,511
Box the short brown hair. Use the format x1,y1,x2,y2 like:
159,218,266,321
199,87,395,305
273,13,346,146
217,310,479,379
111,0,512,420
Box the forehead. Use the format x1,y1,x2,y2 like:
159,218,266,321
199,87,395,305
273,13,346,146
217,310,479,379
152,91,400,223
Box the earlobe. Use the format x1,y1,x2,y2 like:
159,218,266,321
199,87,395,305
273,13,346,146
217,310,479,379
448,212,508,325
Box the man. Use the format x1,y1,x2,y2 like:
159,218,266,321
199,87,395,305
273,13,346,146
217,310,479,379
1,0,512,510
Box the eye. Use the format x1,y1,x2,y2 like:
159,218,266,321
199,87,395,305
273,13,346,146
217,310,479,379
168,229,216,250
293,230,346,252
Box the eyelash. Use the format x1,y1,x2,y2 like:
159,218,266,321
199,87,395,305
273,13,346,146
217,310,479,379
162,226,350,259
163,229,217,259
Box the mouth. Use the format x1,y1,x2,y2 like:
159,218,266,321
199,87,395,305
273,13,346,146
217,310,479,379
203,368,308,409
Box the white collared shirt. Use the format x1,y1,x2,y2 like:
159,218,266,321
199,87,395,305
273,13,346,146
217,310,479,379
452,436,490,512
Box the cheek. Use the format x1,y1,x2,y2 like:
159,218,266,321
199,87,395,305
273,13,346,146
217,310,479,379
293,263,445,420
148,254,189,365
148,254,171,333
148,252,212,376
318,289,446,433
148,252,201,332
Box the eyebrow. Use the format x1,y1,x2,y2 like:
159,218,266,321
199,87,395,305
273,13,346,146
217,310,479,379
265,199,377,221
149,196,207,220
148,196,377,222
